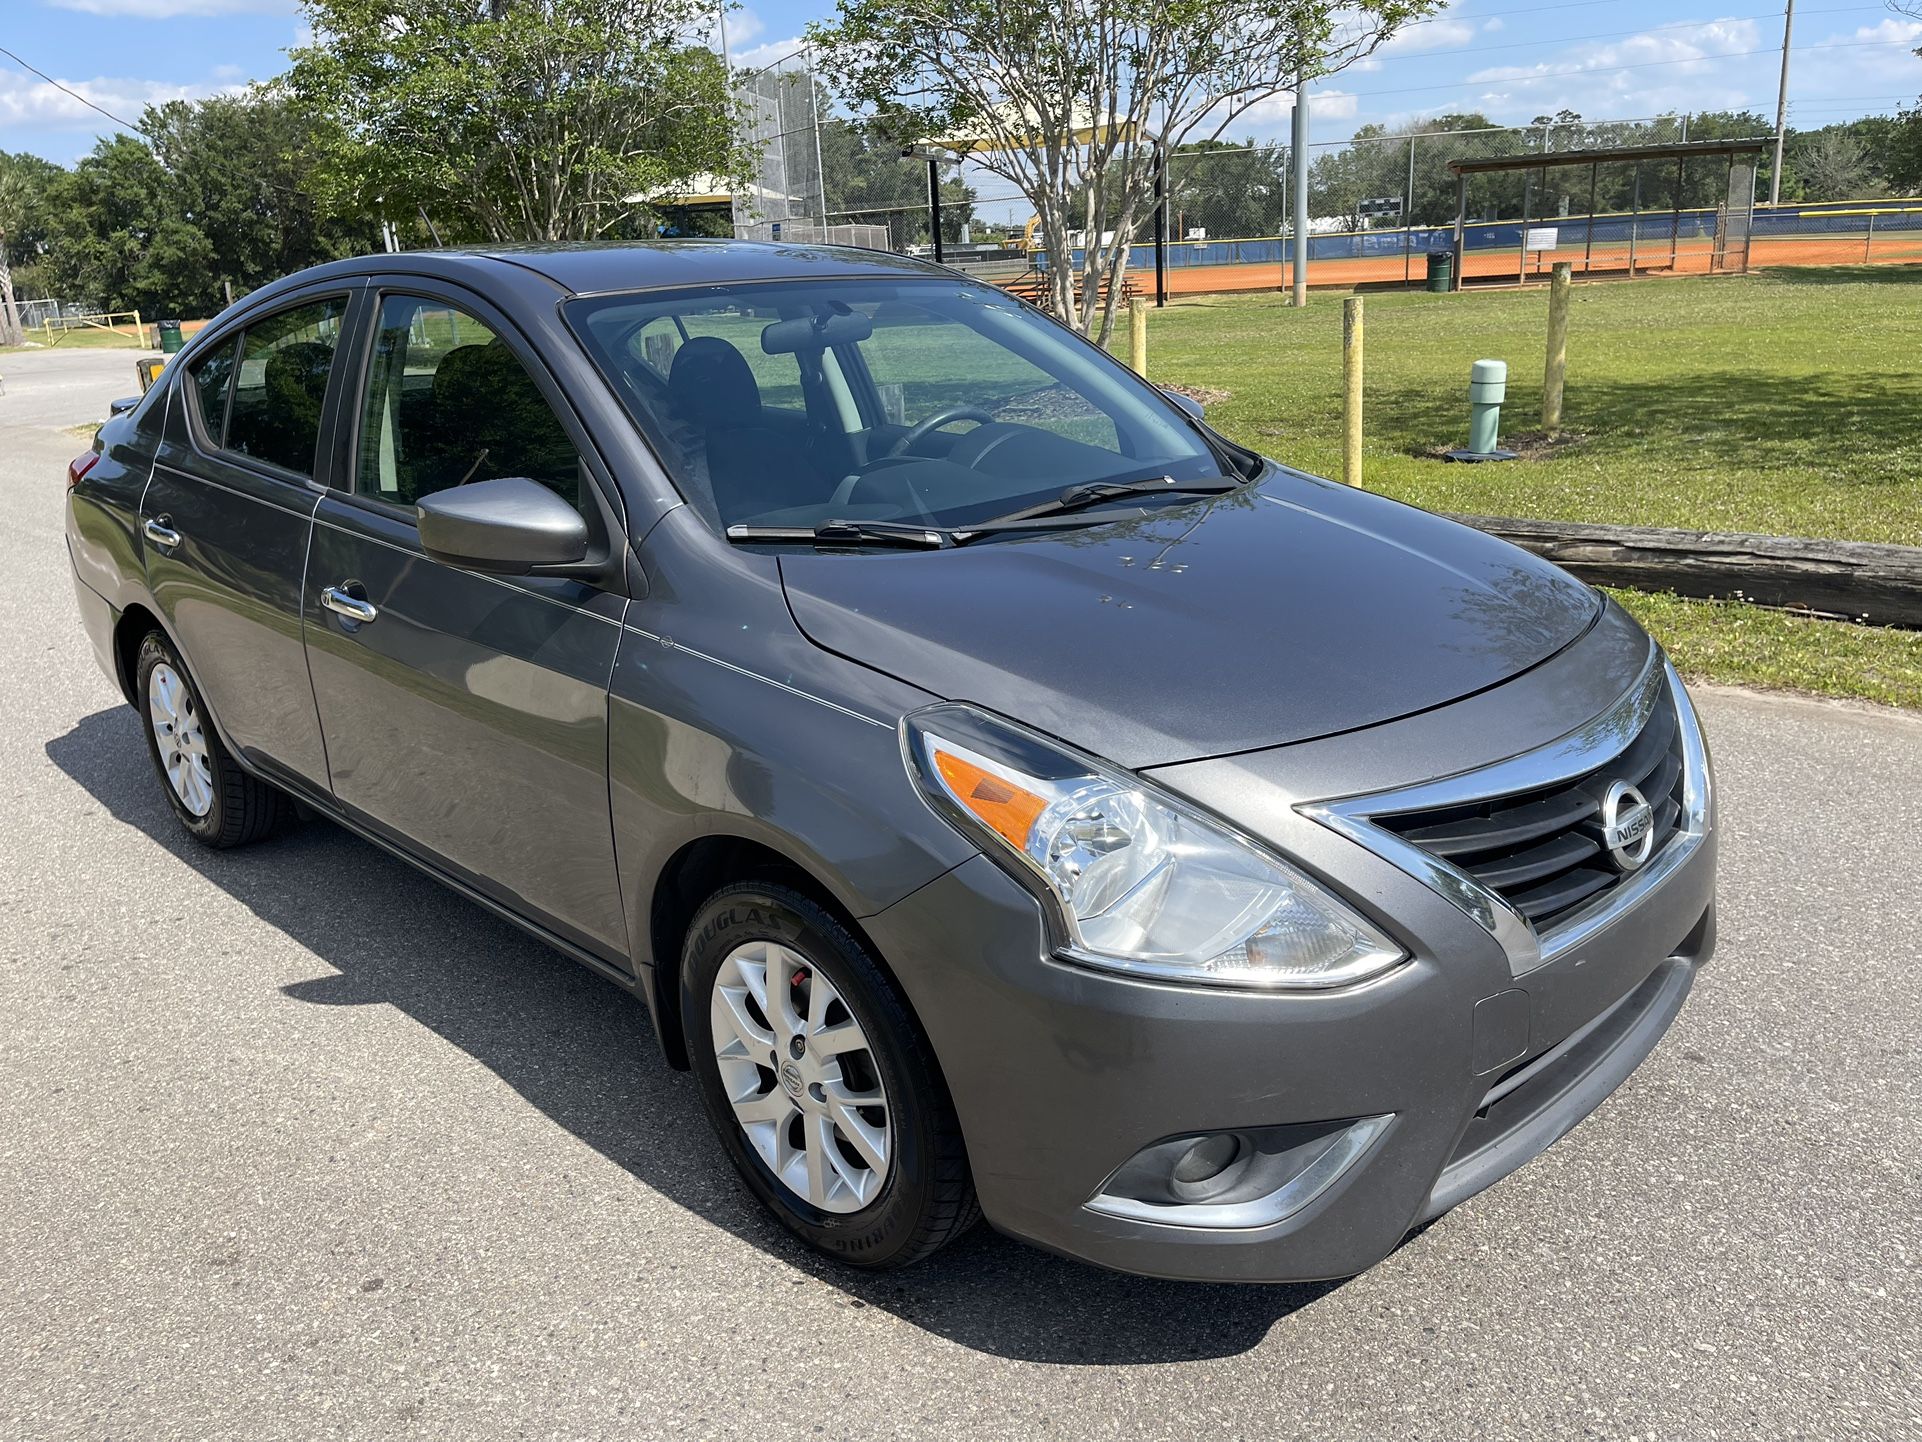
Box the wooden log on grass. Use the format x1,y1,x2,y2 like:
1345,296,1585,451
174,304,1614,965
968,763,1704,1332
1448,514,1922,629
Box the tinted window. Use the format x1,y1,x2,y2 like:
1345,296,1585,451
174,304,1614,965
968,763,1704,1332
224,299,347,477
187,337,239,444
354,294,581,511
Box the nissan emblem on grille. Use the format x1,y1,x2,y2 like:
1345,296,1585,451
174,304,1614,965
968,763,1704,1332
1600,780,1656,872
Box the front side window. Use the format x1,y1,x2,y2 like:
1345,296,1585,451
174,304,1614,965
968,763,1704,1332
353,294,582,512
224,298,347,477
567,279,1218,531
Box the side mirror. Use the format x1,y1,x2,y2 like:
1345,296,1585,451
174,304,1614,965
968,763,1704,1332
1160,387,1204,422
417,476,589,575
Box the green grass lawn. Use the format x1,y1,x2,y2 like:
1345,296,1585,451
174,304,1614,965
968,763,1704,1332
1140,266,1922,708
2,327,151,353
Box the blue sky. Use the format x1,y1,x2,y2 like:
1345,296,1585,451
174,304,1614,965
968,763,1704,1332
3,0,1919,169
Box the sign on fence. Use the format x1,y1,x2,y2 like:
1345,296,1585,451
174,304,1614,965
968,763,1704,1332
1524,227,1560,253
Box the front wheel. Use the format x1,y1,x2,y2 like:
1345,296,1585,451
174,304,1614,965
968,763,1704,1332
135,631,282,848
681,882,978,1268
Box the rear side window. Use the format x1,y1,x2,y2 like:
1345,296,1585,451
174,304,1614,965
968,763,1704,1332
352,294,582,511
187,338,238,444
220,298,348,477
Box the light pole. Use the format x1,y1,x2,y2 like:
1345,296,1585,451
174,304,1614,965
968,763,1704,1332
1769,0,1793,206
1291,70,1310,306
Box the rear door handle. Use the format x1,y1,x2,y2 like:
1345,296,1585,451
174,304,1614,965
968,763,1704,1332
143,517,181,549
320,585,378,625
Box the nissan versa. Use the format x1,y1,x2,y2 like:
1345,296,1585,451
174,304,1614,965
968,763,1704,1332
64,242,1715,1282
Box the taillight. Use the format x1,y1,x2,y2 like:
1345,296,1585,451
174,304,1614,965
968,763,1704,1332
68,451,99,489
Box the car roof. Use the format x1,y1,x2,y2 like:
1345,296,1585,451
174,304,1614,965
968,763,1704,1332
281,240,954,300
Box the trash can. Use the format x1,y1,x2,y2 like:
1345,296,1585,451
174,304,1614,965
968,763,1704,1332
1425,250,1454,293
157,319,184,354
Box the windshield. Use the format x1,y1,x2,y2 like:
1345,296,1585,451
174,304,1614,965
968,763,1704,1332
565,277,1224,534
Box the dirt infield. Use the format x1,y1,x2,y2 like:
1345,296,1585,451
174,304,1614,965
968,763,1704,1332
1133,235,1922,296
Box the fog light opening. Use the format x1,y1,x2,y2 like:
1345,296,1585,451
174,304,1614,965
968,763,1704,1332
1088,1115,1394,1230
1172,1133,1243,1186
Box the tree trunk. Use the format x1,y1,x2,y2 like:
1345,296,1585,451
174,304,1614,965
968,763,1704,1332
0,249,20,349
1452,514,1922,629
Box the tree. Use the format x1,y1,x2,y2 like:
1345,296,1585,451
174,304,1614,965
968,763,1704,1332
1793,128,1876,201
1165,140,1288,239
287,0,750,243
1308,113,1501,229
0,150,62,344
1893,104,1922,192
814,100,975,248
35,136,198,317
143,94,381,302
809,0,1439,340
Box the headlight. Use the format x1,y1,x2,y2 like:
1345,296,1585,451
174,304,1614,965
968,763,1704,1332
903,704,1405,990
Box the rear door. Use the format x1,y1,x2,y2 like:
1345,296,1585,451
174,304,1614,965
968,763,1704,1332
301,283,630,963
142,289,359,792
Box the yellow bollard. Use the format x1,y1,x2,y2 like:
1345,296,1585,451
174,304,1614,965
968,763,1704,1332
1129,297,1148,378
1542,262,1571,434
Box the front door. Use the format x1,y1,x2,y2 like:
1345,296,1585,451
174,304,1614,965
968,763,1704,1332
301,287,630,962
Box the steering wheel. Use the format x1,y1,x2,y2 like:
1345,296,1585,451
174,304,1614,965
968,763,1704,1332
886,406,995,458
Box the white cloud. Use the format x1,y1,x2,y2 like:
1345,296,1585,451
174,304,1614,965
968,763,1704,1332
1481,17,1504,33
1456,18,1765,120
723,5,766,46
1380,17,1477,54
733,34,810,71
0,68,219,128
45,0,290,16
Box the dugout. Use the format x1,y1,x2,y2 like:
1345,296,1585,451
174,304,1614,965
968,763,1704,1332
1446,139,1767,290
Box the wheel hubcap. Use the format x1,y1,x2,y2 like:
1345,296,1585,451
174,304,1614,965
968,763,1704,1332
147,662,214,818
709,940,892,1214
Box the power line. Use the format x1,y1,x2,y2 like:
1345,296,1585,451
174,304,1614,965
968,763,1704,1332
0,42,141,131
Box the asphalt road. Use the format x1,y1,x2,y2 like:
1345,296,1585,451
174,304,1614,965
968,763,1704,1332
4,345,1919,1441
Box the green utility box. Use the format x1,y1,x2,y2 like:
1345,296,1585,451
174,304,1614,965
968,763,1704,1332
157,319,184,354
1425,250,1454,293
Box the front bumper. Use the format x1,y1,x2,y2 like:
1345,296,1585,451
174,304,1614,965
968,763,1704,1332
868,830,1713,1282
864,634,1718,1283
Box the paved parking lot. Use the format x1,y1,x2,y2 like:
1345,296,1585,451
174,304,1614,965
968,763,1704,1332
4,346,1919,1440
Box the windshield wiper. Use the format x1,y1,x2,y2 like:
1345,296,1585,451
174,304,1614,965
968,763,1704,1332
726,519,951,549
953,475,1243,538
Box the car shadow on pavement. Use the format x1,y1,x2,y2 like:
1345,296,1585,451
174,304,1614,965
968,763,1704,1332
48,706,1344,1364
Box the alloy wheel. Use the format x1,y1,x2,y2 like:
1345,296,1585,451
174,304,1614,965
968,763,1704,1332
148,662,214,818
709,939,892,1213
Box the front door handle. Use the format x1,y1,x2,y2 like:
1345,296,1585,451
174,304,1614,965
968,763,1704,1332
143,517,181,549
320,584,379,625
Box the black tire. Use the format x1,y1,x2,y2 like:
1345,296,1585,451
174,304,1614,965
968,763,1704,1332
134,630,282,848
680,881,978,1268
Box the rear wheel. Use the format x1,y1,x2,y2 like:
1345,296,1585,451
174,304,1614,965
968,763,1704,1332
135,631,282,848
681,882,978,1268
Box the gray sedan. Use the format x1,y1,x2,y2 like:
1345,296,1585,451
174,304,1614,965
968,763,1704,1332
64,241,1715,1281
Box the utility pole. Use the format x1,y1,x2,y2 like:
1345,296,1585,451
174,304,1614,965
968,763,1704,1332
1770,0,1793,206
1291,65,1310,306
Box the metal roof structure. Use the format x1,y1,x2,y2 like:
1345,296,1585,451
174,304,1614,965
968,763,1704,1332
1448,138,1769,177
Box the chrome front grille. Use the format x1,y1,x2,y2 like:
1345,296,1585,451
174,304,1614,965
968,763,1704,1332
1370,687,1686,934
1305,647,1712,978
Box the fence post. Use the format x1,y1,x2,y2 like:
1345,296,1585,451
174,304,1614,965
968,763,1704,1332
1543,263,1571,433
1865,212,1875,263
1129,297,1148,378
1342,296,1363,487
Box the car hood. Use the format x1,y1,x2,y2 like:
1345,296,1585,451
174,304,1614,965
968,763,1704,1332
779,472,1602,768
